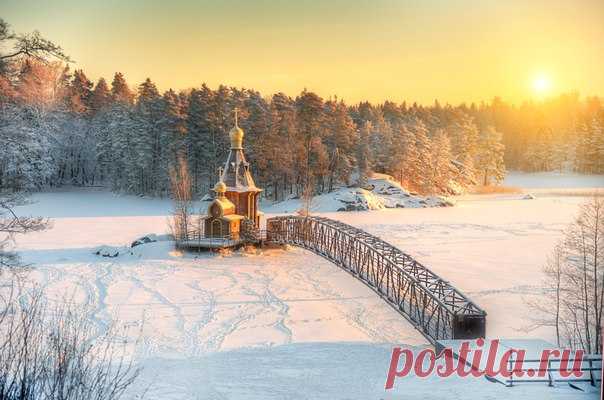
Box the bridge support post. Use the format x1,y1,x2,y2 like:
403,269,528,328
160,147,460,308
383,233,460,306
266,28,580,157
452,314,486,339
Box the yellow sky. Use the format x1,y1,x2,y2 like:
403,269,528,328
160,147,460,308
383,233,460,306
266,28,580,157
4,0,603,104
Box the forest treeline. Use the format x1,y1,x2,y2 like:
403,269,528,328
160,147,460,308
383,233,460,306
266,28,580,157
1,21,603,199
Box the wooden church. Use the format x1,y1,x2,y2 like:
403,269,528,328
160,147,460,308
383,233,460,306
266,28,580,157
200,112,263,245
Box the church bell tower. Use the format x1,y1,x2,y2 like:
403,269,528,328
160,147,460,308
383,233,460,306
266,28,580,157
219,110,263,228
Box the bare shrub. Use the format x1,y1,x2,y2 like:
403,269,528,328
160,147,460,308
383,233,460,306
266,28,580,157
168,156,193,242
532,197,604,353
0,284,141,400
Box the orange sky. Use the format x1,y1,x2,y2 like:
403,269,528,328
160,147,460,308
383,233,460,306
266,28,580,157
4,0,603,104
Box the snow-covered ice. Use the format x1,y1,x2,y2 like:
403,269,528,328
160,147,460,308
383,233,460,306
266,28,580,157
504,171,604,189
9,172,603,399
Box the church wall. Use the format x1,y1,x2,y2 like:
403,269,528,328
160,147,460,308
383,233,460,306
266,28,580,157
205,217,233,238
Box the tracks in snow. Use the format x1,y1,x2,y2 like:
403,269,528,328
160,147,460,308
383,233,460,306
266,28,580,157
23,247,418,360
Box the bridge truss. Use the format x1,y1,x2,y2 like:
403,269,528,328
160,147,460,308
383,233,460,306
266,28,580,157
266,215,486,344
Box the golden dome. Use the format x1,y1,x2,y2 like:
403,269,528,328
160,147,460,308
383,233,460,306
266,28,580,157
207,196,235,217
229,108,244,149
213,180,226,194
229,125,244,149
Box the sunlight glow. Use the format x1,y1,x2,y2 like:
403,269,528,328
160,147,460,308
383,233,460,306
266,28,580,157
532,74,552,95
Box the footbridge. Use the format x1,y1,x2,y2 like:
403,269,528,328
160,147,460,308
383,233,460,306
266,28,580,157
266,216,486,344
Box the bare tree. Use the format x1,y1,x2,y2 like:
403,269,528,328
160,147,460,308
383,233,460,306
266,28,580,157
0,18,70,66
168,156,193,242
533,197,604,353
297,175,315,217
0,192,49,270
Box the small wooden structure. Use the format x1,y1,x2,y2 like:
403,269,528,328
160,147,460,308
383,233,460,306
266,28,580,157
202,180,244,240
178,111,263,250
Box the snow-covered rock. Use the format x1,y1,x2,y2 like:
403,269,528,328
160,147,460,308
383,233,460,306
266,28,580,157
131,233,174,247
265,173,453,213
93,245,122,257
365,174,454,209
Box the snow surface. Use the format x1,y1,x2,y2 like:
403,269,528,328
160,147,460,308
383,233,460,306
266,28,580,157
504,171,604,189
9,173,604,399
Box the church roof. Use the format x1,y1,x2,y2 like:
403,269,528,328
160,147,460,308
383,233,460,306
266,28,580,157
220,214,245,222
205,196,236,217
220,111,262,193
220,149,262,192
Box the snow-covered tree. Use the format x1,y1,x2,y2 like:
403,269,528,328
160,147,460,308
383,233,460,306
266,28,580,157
428,129,453,194
411,118,433,193
356,121,372,187
65,69,93,114
295,90,325,190
475,126,505,185
0,103,55,190
447,112,478,179
186,85,215,194
90,77,112,114
110,72,134,105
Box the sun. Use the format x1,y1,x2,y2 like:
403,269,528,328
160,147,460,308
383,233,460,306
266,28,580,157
532,74,551,96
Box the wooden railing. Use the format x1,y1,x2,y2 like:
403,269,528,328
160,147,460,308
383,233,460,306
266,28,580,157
499,354,602,388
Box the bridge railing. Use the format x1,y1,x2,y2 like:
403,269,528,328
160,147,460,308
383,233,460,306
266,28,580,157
266,215,486,343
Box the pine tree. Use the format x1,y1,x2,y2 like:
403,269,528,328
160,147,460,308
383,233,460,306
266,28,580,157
260,93,298,200
160,89,187,187
411,118,433,193
356,121,372,187
447,112,478,180
243,90,271,163
186,84,216,194
111,72,134,105
295,90,324,192
576,118,604,174
593,118,604,173
396,124,421,190
429,129,453,193
211,85,234,171
132,78,165,195
90,77,112,114
368,115,393,174
2,97,64,189
90,106,113,184
66,69,93,114
475,126,506,185
575,122,593,173
107,103,137,191
323,100,356,190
